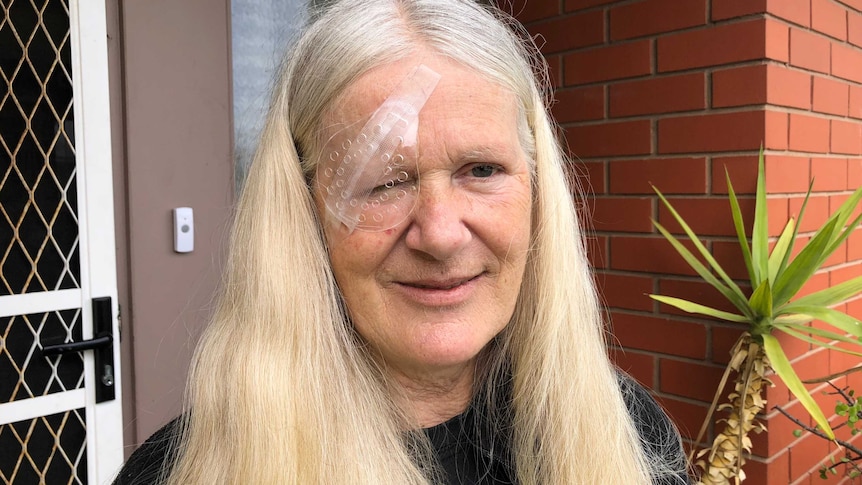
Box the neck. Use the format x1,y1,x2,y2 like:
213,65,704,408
391,362,476,428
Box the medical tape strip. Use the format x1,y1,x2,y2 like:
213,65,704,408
321,64,441,232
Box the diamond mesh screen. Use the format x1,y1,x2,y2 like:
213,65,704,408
0,408,87,484
0,308,84,402
0,0,80,296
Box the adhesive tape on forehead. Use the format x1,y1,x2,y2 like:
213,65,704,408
317,64,441,233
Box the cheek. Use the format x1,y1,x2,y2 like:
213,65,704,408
326,230,395,298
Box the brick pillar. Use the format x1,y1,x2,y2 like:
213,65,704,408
512,1,862,483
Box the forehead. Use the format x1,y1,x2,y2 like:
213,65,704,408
321,55,522,155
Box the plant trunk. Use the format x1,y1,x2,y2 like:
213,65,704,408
697,334,770,485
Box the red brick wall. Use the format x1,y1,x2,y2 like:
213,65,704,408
512,1,862,483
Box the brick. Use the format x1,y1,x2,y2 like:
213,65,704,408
812,0,848,41
658,278,746,320
712,240,758,280
773,322,812,361
609,73,706,117
565,0,620,12
714,153,819,197
796,266,831,298
850,158,862,188
712,155,759,194
658,111,765,154
833,43,862,83
758,402,808,457
828,193,862,221
656,396,708,442
711,0,766,21
658,19,779,72
609,157,707,194
831,119,862,155
810,157,848,191
510,0,560,23
712,64,811,110
658,197,753,237
767,16,792,63
553,85,604,123
789,432,831,481
547,55,562,89
767,65,812,110
590,196,653,232
608,347,655,388
851,86,862,120
609,0,706,41
564,41,652,85
850,10,862,48
812,76,849,116
790,28,832,74
597,272,654,311
789,113,830,153
531,10,604,55
768,111,789,150
611,312,707,358
573,160,606,194
609,236,699,275
848,296,862,319
712,64,767,108
565,120,652,158
766,0,811,27
765,155,811,193
831,264,862,288
793,348,831,384
586,234,607,268
712,325,747,365
659,358,725,402
850,226,862,260
790,194,831,232
745,452,791,485
837,0,862,10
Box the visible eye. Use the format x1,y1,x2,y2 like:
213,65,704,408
470,164,498,178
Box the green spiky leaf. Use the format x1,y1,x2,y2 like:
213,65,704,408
751,149,769,286
774,325,862,357
762,334,835,440
768,218,796,285
726,168,755,288
649,294,750,323
778,306,862,338
788,275,862,309
749,279,773,319
652,220,753,319
772,218,839,307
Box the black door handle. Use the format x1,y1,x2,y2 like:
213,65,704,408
40,297,116,403
42,334,112,356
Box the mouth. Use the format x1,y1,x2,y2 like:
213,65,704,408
400,274,482,290
392,273,485,306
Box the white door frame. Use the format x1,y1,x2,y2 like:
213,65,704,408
0,0,123,483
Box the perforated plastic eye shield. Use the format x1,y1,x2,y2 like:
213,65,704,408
316,64,441,233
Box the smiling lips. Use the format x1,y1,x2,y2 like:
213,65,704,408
395,273,483,306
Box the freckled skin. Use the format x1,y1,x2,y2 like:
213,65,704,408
313,54,532,414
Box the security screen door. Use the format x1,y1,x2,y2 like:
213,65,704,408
0,0,123,483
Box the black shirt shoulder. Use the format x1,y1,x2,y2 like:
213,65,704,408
617,372,693,485
112,417,181,485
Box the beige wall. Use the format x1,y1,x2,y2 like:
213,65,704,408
108,0,235,451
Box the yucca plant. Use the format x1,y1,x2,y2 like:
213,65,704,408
651,149,862,484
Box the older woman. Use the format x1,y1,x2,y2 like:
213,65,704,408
115,0,690,483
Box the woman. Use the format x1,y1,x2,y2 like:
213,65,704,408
116,0,690,483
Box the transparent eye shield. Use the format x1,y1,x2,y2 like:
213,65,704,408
316,64,441,233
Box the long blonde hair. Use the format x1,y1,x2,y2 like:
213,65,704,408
166,0,675,483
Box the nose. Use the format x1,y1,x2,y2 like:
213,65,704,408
404,184,471,260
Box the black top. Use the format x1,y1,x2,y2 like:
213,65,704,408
113,374,690,484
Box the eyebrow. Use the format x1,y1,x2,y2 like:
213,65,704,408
457,146,516,162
